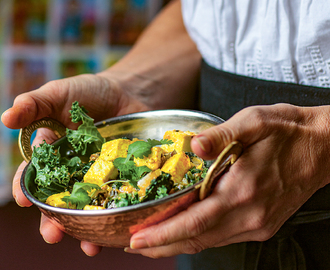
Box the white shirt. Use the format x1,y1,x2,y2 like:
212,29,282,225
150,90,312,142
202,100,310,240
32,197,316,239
181,0,330,88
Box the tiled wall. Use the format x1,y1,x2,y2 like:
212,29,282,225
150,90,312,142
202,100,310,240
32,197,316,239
0,0,163,204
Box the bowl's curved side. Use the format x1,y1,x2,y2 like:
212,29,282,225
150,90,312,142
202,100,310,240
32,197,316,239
21,109,224,247
40,187,200,247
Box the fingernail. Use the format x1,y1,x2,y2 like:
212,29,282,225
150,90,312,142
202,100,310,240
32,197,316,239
41,235,57,244
124,247,140,254
130,238,148,249
13,196,24,208
195,135,211,153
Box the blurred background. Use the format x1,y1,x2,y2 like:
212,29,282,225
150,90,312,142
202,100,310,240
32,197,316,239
0,0,176,269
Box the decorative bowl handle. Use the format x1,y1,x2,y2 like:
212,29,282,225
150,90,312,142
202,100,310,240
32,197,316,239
18,117,67,163
199,141,243,200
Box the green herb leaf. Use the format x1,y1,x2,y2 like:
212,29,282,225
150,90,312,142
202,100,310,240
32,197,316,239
114,192,140,208
62,182,101,209
66,101,105,155
140,172,173,202
113,157,151,188
126,138,173,161
31,142,70,188
155,186,169,199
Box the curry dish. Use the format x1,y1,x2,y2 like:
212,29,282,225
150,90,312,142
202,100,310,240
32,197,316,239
30,102,211,210
44,130,209,210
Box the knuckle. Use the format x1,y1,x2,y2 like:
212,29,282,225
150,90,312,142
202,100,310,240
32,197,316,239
256,229,275,241
183,238,206,254
247,107,269,129
244,212,276,241
43,80,61,91
247,215,268,232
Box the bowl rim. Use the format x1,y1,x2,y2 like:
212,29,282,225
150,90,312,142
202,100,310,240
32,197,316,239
20,109,224,216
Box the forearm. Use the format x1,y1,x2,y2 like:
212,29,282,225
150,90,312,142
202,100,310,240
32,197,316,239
98,0,201,111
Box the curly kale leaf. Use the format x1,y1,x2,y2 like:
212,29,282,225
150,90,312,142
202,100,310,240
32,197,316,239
62,182,101,210
31,142,70,188
66,101,105,155
31,142,61,170
31,141,88,202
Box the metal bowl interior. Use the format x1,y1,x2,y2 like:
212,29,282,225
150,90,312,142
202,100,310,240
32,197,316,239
21,109,224,247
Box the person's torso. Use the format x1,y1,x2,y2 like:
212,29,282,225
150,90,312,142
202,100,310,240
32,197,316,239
181,0,330,88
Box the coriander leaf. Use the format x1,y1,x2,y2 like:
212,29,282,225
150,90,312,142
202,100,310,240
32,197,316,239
66,101,105,155
62,182,101,209
113,137,172,188
113,157,151,188
148,138,173,147
126,138,173,161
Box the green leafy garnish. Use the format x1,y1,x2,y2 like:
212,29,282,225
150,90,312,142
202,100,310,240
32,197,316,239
155,186,169,199
66,101,105,155
114,192,140,208
31,141,88,202
62,182,101,209
125,139,173,161
112,139,173,188
141,172,173,202
31,142,71,199
113,158,151,188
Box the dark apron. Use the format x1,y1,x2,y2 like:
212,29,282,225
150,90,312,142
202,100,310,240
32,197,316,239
177,60,330,270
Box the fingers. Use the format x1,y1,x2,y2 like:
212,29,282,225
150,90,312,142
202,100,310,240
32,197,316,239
40,213,103,256
81,241,103,257
129,190,228,250
12,161,32,207
40,214,65,244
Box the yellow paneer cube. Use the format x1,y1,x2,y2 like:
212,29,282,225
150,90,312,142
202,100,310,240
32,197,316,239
83,158,118,186
134,146,164,171
99,138,132,162
83,205,105,210
161,130,196,154
161,152,191,183
45,191,71,208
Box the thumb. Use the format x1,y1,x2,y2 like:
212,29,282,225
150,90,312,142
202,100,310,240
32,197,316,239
1,93,48,129
191,122,239,160
191,106,271,160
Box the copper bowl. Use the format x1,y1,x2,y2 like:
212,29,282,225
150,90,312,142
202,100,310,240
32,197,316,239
20,109,241,248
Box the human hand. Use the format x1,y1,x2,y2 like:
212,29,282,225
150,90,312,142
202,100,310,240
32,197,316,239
1,72,150,255
125,103,330,258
